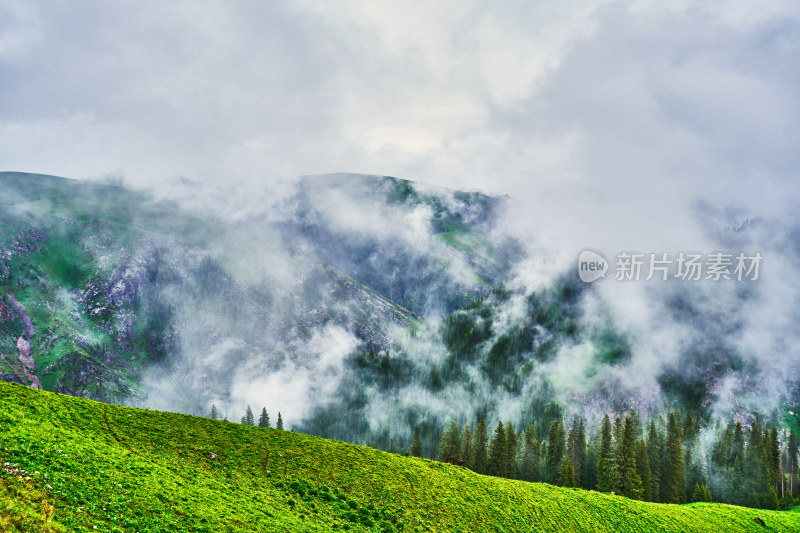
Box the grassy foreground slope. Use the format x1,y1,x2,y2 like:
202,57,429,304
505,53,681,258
1,384,798,533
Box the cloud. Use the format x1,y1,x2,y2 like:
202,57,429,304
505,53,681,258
4,1,800,425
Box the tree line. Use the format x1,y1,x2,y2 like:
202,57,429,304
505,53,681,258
208,404,284,430
407,409,800,510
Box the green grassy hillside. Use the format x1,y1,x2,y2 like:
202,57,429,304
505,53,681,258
1,383,798,532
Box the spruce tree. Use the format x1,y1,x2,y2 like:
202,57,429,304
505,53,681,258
474,419,489,474
663,413,684,503
647,420,663,502
636,439,653,502
789,430,799,498
462,424,474,469
597,414,620,493
732,422,745,465
520,425,539,482
629,408,643,441
506,421,518,479
619,416,643,499
440,421,462,463
557,457,575,487
768,427,780,498
209,404,219,420
568,416,586,486
583,439,598,490
613,417,623,454
410,425,423,457
258,407,270,427
546,419,566,484
276,412,284,430
487,421,508,478
242,405,255,426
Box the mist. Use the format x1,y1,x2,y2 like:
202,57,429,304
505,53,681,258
3,1,800,444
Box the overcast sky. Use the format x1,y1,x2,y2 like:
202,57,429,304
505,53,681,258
1,1,799,240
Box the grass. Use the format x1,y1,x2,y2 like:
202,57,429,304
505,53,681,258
1,383,799,532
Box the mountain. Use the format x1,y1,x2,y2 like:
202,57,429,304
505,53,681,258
0,171,520,418
3,381,798,532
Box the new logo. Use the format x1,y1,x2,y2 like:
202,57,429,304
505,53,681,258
578,250,608,283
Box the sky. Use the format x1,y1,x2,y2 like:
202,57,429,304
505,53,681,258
1,1,798,210
2,0,800,282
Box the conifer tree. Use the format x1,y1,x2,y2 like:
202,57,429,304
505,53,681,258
410,425,423,457
520,425,539,482
636,439,653,502
276,412,284,430
732,421,745,465
462,424,474,469
568,416,586,486
629,408,643,441
209,404,219,420
258,407,270,428
619,416,643,499
692,483,712,502
597,414,620,492
506,421,518,479
242,405,255,425
647,420,663,502
440,420,462,463
663,413,684,503
789,430,799,498
557,457,575,487
487,421,508,478
583,438,598,490
474,419,489,474
613,417,623,453
768,427,780,498
546,419,566,484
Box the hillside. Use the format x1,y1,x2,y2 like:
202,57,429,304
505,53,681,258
2,383,798,532
0,172,507,412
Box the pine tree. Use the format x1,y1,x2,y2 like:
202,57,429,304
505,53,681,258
520,425,539,482
619,416,643,499
597,414,620,493
258,407,270,428
663,413,684,503
546,419,566,484
487,421,508,478
613,417,623,453
768,427,781,498
410,425,423,457
209,404,219,420
636,439,653,501
732,421,745,465
568,416,586,486
647,420,663,502
681,413,698,502
462,424,474,469
557,457,575,487
440,421,462,463
276,412,284,430
474,419,489,474
583,438,598,490
789,430,799,498
692,482,711,502
629,408,643,441
388,438,397,454
506,421,518,479
241,405,255,425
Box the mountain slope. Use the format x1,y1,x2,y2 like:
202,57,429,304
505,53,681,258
2,382,798,532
